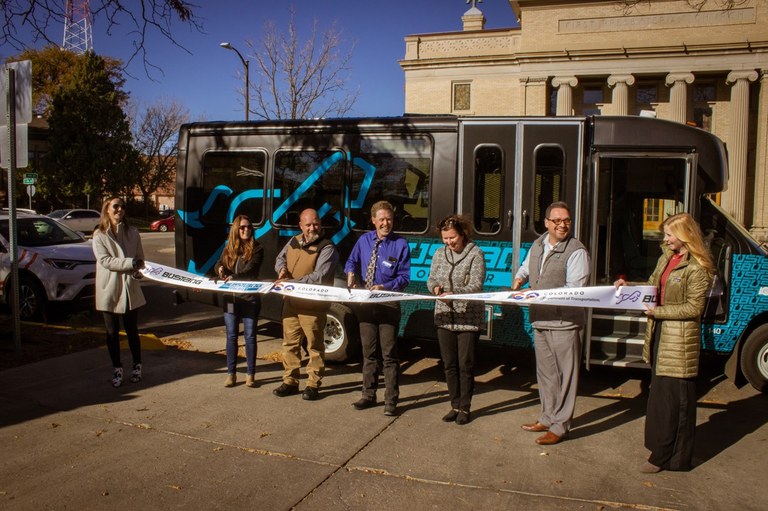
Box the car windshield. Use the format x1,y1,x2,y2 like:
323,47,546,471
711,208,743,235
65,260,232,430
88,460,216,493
0,218,86,247
47,210,67,219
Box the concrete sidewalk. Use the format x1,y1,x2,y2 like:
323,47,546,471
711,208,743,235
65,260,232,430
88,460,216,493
1,322,766,510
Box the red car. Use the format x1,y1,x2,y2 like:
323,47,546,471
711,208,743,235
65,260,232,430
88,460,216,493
150,216,175,232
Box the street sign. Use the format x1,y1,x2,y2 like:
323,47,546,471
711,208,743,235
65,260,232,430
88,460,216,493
26,184,35,197
0,123,28,169
24,172,37,179
23,177,35,184
1,61,33,125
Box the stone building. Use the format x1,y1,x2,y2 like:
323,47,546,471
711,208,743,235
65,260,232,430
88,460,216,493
400,0,768,241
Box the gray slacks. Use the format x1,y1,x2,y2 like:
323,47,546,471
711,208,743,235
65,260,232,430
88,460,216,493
533,327,581,437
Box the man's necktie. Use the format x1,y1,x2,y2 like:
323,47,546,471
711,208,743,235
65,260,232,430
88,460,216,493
365,238,382,289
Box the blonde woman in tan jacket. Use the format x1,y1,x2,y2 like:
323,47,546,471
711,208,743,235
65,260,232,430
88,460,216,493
92,198,146,388
616,213,713,474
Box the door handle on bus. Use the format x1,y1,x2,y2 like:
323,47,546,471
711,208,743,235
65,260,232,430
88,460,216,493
506,210,513,230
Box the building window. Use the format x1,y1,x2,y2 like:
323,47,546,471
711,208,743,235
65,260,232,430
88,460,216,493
693,83,715,131
582,86,603,116
693,84,716,102
453,82,471,111
636,84,658,105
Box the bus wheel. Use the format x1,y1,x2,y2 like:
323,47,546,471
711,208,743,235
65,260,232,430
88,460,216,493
741,324,768,393
324,303,360,363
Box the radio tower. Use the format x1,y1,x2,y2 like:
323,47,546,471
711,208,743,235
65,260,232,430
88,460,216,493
62,0,93,54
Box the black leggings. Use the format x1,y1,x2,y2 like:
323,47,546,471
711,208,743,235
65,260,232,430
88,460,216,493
103,309,141,368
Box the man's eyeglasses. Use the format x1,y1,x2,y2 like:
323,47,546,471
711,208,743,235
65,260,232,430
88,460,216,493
111,204,125,211
547,218,572,226
238,225,252,231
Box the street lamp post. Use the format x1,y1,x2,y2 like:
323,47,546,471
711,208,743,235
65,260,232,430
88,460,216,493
220,42,250,121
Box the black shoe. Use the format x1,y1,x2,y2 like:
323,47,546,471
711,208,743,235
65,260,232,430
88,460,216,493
442,409,459,422
302,386,320,401
352,397,376,410
384,403,397,416
455,410,471,425
273,383,299,397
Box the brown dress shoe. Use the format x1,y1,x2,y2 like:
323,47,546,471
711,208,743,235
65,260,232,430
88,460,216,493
521,422,549,432
535,431,564,445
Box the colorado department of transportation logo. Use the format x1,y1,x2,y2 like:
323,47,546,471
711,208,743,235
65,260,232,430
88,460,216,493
273,284,295,292
507,291,539,300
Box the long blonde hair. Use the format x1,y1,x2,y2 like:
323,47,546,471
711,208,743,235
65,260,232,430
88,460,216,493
97,197,129,233
663,213,715,274
220,214,255,269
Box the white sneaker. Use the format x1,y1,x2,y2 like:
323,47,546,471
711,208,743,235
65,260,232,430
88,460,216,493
130,363,142,383
112,367,123,388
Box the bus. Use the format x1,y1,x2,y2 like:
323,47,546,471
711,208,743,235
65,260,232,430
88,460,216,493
174,115,768,393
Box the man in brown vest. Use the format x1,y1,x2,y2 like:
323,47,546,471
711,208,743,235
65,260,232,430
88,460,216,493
273,209,339,401
512,201,590,445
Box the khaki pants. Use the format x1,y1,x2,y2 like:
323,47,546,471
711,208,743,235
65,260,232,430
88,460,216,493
281,300,327,387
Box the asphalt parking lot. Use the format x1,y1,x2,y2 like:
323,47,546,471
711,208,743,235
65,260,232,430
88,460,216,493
1,316,766,511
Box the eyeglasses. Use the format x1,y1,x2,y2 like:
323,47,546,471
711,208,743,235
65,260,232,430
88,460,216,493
111,204,125,211
547,218,572,226
439,218,458,230
238,225,252,231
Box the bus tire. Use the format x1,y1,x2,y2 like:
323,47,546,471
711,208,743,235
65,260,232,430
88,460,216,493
740,324,768,393
324,303,360,363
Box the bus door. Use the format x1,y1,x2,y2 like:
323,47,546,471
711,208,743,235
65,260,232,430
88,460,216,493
458,120,517,342
587,152,695,369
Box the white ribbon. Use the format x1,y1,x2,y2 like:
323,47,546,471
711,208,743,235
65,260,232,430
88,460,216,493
140,261,656,311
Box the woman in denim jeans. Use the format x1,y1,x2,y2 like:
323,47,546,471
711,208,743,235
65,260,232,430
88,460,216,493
214,215,263,388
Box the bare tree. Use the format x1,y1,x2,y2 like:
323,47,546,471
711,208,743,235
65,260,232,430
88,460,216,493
244,8,358,120
621,0,747,13
131,98,189,215
1,0,201,75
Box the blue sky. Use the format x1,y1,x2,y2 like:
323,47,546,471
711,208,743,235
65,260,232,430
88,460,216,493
4,0,519,120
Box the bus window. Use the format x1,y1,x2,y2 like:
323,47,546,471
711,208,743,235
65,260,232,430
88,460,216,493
272,150,344,227
473,145,503,234
350,137,432,233
201,151,267,226
533,145,565,234
597,156,687,283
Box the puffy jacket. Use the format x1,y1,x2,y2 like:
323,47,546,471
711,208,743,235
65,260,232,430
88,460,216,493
643,246,712,378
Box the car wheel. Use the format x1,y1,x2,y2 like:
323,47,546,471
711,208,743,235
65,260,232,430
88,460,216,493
324,303,360,363
159,224,169,232
741,324,768,393
18,275,46,321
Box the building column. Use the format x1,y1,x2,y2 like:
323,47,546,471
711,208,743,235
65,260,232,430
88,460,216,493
723,70,758,226
665,73,695,123
552,76,578,116
607,74,635,115
751,70,768,242
519,76,548,116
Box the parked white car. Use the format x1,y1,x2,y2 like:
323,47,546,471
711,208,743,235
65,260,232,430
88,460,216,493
47,209,101,234
0,213,96,320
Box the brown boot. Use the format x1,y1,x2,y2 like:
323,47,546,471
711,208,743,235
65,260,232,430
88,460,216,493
245,374,257,388
224,373,236,387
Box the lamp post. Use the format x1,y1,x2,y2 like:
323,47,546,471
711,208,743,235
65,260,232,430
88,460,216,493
220,42,250,121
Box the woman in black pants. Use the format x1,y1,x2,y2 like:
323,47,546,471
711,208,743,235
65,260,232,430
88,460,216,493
427,215,486,425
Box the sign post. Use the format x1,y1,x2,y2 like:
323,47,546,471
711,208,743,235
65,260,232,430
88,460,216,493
2,60,32,356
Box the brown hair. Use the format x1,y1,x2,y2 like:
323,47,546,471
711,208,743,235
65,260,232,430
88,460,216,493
97,197,129,233
437,214,472,243
220,214,256,269
370,200,394,218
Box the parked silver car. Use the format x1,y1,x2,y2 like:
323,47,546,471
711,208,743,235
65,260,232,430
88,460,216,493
47,209,101,234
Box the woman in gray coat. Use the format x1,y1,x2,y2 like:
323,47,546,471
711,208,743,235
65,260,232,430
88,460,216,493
92,198,146,387
427,215,486,425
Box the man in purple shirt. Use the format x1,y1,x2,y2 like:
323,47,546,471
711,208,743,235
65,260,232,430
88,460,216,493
345,200,411,416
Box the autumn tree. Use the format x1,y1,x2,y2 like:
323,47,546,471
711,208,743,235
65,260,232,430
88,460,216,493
244,8,358,120
130,99,189,215
5,46,124,117
40,52,139,208
1,0,200,73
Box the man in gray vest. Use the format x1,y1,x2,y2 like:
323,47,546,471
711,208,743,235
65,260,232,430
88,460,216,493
512,201,590,445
